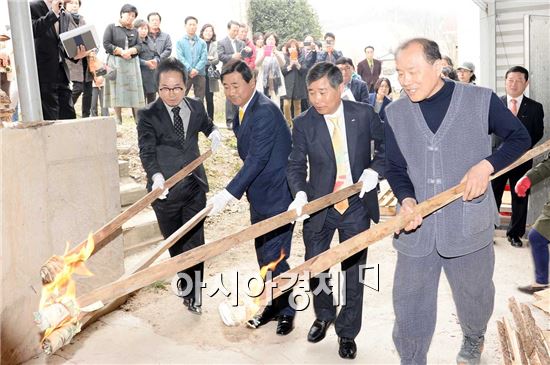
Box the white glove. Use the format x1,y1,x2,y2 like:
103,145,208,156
207,189,237,216
152,173,169,200
208,129,223,153
358,168,378,198
287,191,309,222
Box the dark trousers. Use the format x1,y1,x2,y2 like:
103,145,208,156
152,178,206,301
303,196,370,339
185,74,206,101
528,228,550,285
39,65,76,120
250,204,296,317
393,243,495,364
72,80,93,118
491,161,532,238
144,92,156,104
204,76,214,121
90,87,109,117
0,72,9,94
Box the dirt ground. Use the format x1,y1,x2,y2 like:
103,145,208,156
26,120,544,364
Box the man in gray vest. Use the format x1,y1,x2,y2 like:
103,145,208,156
384,38,530,364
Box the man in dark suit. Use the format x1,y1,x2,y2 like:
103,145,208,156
335,57,370,104
217,20,245,129
30,0,87,120
357,46,382,92
492,65,545,247
137,57,222,315
286,62,385,359
208,60,296,336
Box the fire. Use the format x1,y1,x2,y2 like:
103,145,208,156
37,233,95,343
259,249,286,280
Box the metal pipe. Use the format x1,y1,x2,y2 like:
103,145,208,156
8,0,43,122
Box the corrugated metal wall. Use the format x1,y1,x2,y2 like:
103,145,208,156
495,0,550,94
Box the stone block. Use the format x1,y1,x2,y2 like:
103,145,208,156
1,117,124,364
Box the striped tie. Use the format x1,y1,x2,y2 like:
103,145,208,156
329,117,349,214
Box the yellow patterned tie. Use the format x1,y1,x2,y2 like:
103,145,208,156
239,107,245,123
329,117,349,214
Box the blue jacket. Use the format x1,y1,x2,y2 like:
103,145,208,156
227,92,293,216
176,34,207,75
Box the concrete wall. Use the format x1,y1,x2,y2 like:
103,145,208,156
1,117,124,364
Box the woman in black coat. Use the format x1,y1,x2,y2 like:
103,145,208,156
281,39,307,129
135,19,159,104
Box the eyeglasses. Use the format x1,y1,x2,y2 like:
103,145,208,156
159,87,184,94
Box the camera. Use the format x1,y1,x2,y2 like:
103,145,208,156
303,41,311,47
94,67,107,77
240,48,253,58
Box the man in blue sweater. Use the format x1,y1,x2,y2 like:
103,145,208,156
384,38,530,365
176,16,207,102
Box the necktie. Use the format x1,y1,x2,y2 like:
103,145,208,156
172,106,185,144
239,107,244,123
368,59,373,70
329,117,350,214
510,98,518,116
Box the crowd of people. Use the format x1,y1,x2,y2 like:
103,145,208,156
2,1,545,364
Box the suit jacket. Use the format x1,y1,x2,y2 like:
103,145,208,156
304,49,343,68
226,92,293,216
30,0,73,83
349,78,370,104
137,97,216,197
287,100,385,232
217,36,245,65
497,95,544,148
357,58,382,90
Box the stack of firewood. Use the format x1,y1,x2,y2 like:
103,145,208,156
0,89,14,125
497,296,550,364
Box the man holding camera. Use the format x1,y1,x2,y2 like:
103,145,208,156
238,23,255,70
305,32,343,67
30,0,87,120
176,16,207,103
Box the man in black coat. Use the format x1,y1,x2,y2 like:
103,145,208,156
335,57,370,104
137,57,222,314
287,62,385,359
492,66,545,247
30,0,87,120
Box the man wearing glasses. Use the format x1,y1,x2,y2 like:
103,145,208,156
137,57,222,315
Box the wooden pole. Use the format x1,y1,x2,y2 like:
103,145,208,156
78,205,212,328
40,150,212,284
259,140,550,306
75,183,362,308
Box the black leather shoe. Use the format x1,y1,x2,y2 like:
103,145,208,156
307,319,333,343
183,297,202,315
276,315,295,336
246,305,277,329
518,284,549,294
338,337,357,359
507,236,523,247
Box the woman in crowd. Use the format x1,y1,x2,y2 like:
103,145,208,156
255,32,286,106
253,32,264,50
456,61,476,84
103,3,144,124
134,19,159,104
368,77,392,122
281,38,306,128
200,23,219,121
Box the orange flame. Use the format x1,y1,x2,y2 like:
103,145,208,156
39,233,95,340
259,249,286,280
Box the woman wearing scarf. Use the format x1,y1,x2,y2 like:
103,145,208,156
255,32,286,107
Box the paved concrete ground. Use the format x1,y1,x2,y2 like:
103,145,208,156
25,232,539,364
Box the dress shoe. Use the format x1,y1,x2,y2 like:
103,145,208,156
246,305,277,329
518,284,549,294
183,297,202,315
507,235,523,247
276,315,295,336
338,337,357,359
307,319,333,343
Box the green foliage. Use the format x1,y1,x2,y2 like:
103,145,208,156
248,0,322,45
